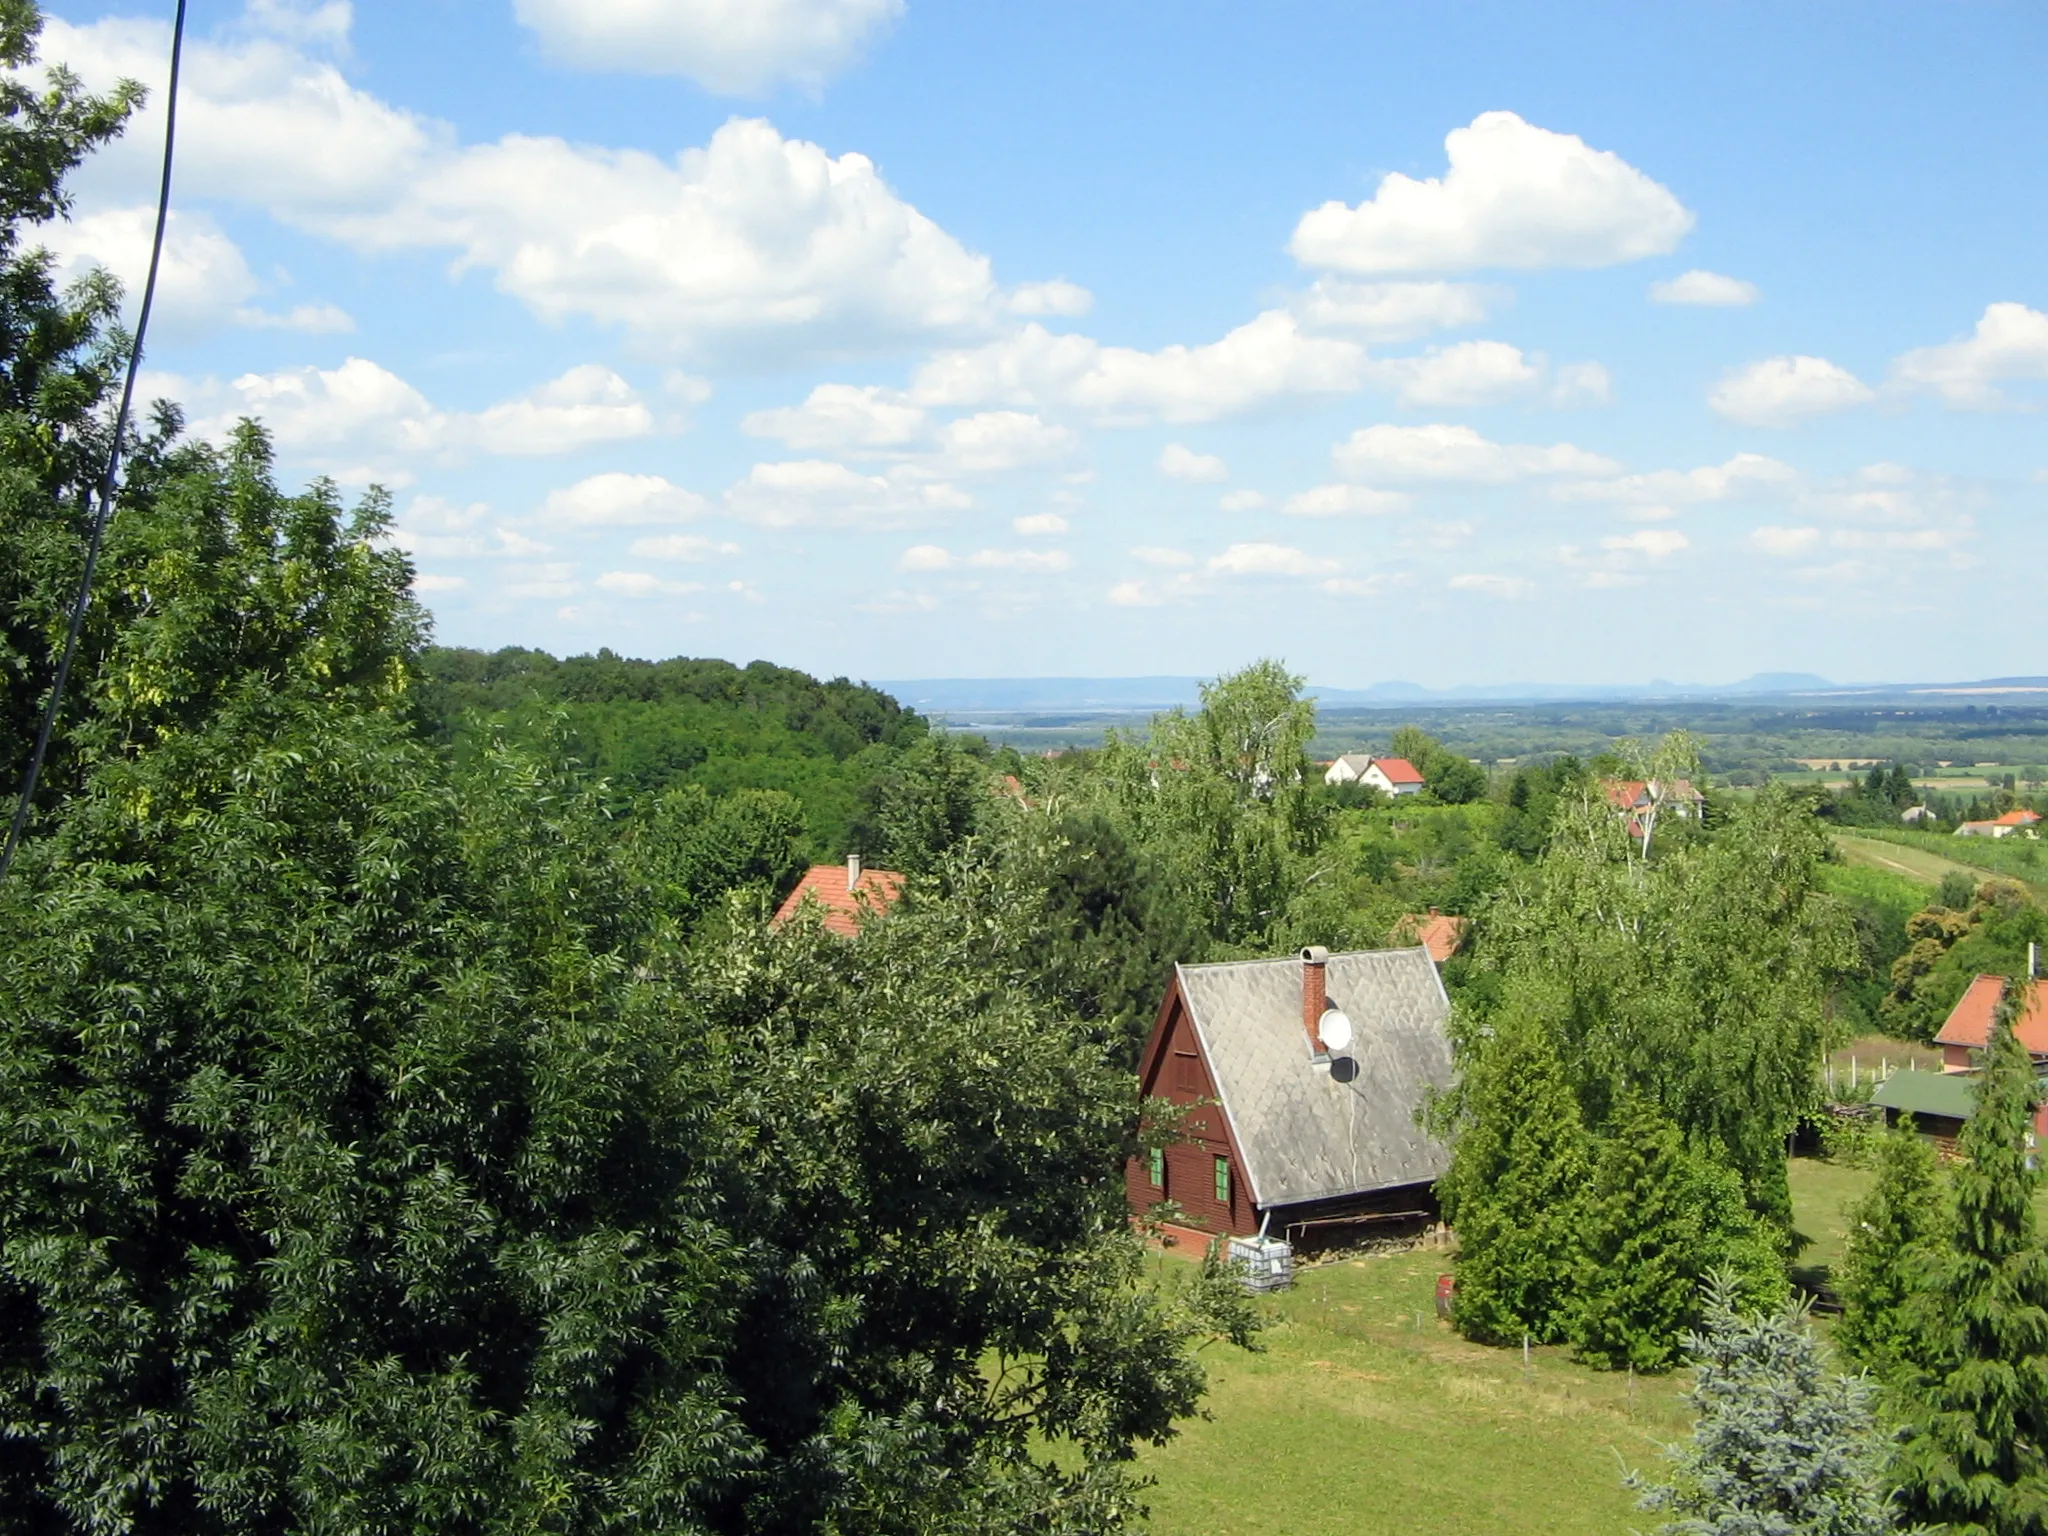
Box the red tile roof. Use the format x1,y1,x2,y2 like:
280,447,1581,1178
1373,756,1425,786
771,863,906,938
1935,974,2048,1054
1396,911,1469,964
1604,778,1650,810
1996,809,2042,826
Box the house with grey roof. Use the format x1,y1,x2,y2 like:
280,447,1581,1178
1125,944,1454,1245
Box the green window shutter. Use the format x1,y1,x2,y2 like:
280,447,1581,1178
1148,1146,1164,1187
1213,1156,1230,1205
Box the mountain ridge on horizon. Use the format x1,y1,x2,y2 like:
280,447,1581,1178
874,673,2048,714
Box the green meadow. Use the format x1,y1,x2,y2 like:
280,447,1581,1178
1136,1158,1888,1536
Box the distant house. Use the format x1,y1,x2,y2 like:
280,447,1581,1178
1602,777,1704,849
1323,753,1375,786
1957,809,2041,839
1323,753,1424,795
1602,778,1704,817
1902,805,1936,824
1393,909,1468,965
771,853,905,938
1363,757,1426,796
1934,974,2048,1072
1127,944,1453,1246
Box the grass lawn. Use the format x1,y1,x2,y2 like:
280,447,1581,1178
1136,1247,1690,1536
1136,1154,2037,1534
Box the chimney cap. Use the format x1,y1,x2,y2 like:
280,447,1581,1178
1300,944,1330,965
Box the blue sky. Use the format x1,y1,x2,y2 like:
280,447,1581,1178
29,0,2048,687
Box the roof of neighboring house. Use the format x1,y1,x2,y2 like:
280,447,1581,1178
1996,809,2042,826
1370,756,1425,785
1172,947,1453,1208
1604,779,1650,810
771,863,906,938
1395,911,1469,965
1873,1069,1978,1122
1934,975,2048,1054
1604,777,1701,810
1329,752,1375,774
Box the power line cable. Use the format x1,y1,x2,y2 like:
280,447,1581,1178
1,0,188,885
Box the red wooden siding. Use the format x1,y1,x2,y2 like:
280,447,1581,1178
1126,980,1258,1237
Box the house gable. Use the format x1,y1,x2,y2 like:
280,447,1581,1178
1128,973,1260,1236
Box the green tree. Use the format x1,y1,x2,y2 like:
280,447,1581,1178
1633,1274,1903,1536
1893,1009,2048,1535
863,729,988,875
1835,1120,1946,1380
627,781,809,933
1570,1097,1784,1372
0,0,144,789
1086,660,1326,950
1475,782,1850,1227
1390,723,1486,805
1439,999,1591,1345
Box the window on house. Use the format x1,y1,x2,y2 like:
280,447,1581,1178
1213,1156,1230,1206
1172,1051,1201,1095
1148,1146,1164,1188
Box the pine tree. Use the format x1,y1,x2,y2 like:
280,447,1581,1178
1893,1011,2048,1534
1440,1004,1592,1345
1571,1096,1785,1372
1836,1118,1946,1380
1635,1273,1901,1536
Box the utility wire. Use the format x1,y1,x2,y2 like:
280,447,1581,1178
0,0,188,885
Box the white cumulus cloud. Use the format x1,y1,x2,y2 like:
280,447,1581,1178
1280,484,1413,517
539,472,710,526
1158,443,1229,483
742,383,928,450
1014,512,1069,536
1207,542,1339,578
512,0,904,94
35,205,353,341
1291,279,1496,340
1332,423,1620,483
1007,279,1093,317
38,18,1000,362
1891,302,2048,409
464,365,654,456
1448,572,1534,598
911,311,1368,424
1710,356,1874,427
896,544,1071,573
1289,111,1693,274
1650,269,1759,306
595,571,708,597
1601,529,1690,560
624,534,742,560
1553,452,1795,507
725,459,971,529
180,358,658,480
1747,526,1823,557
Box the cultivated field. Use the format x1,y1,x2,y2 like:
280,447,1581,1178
1832,831,1985,888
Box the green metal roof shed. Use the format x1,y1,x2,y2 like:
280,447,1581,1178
1871,1071,1976,1121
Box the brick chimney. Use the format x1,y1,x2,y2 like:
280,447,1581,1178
1300,945,1329,1054
846,851,862,891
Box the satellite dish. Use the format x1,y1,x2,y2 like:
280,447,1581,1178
1319,1007,1354,1054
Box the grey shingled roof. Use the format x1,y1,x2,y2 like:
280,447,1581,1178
1177,947,1453,1208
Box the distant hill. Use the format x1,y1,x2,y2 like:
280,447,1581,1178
880,673,2048,714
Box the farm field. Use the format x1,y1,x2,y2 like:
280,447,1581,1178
1136,1159,1895,1536
1832,831,1987,888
